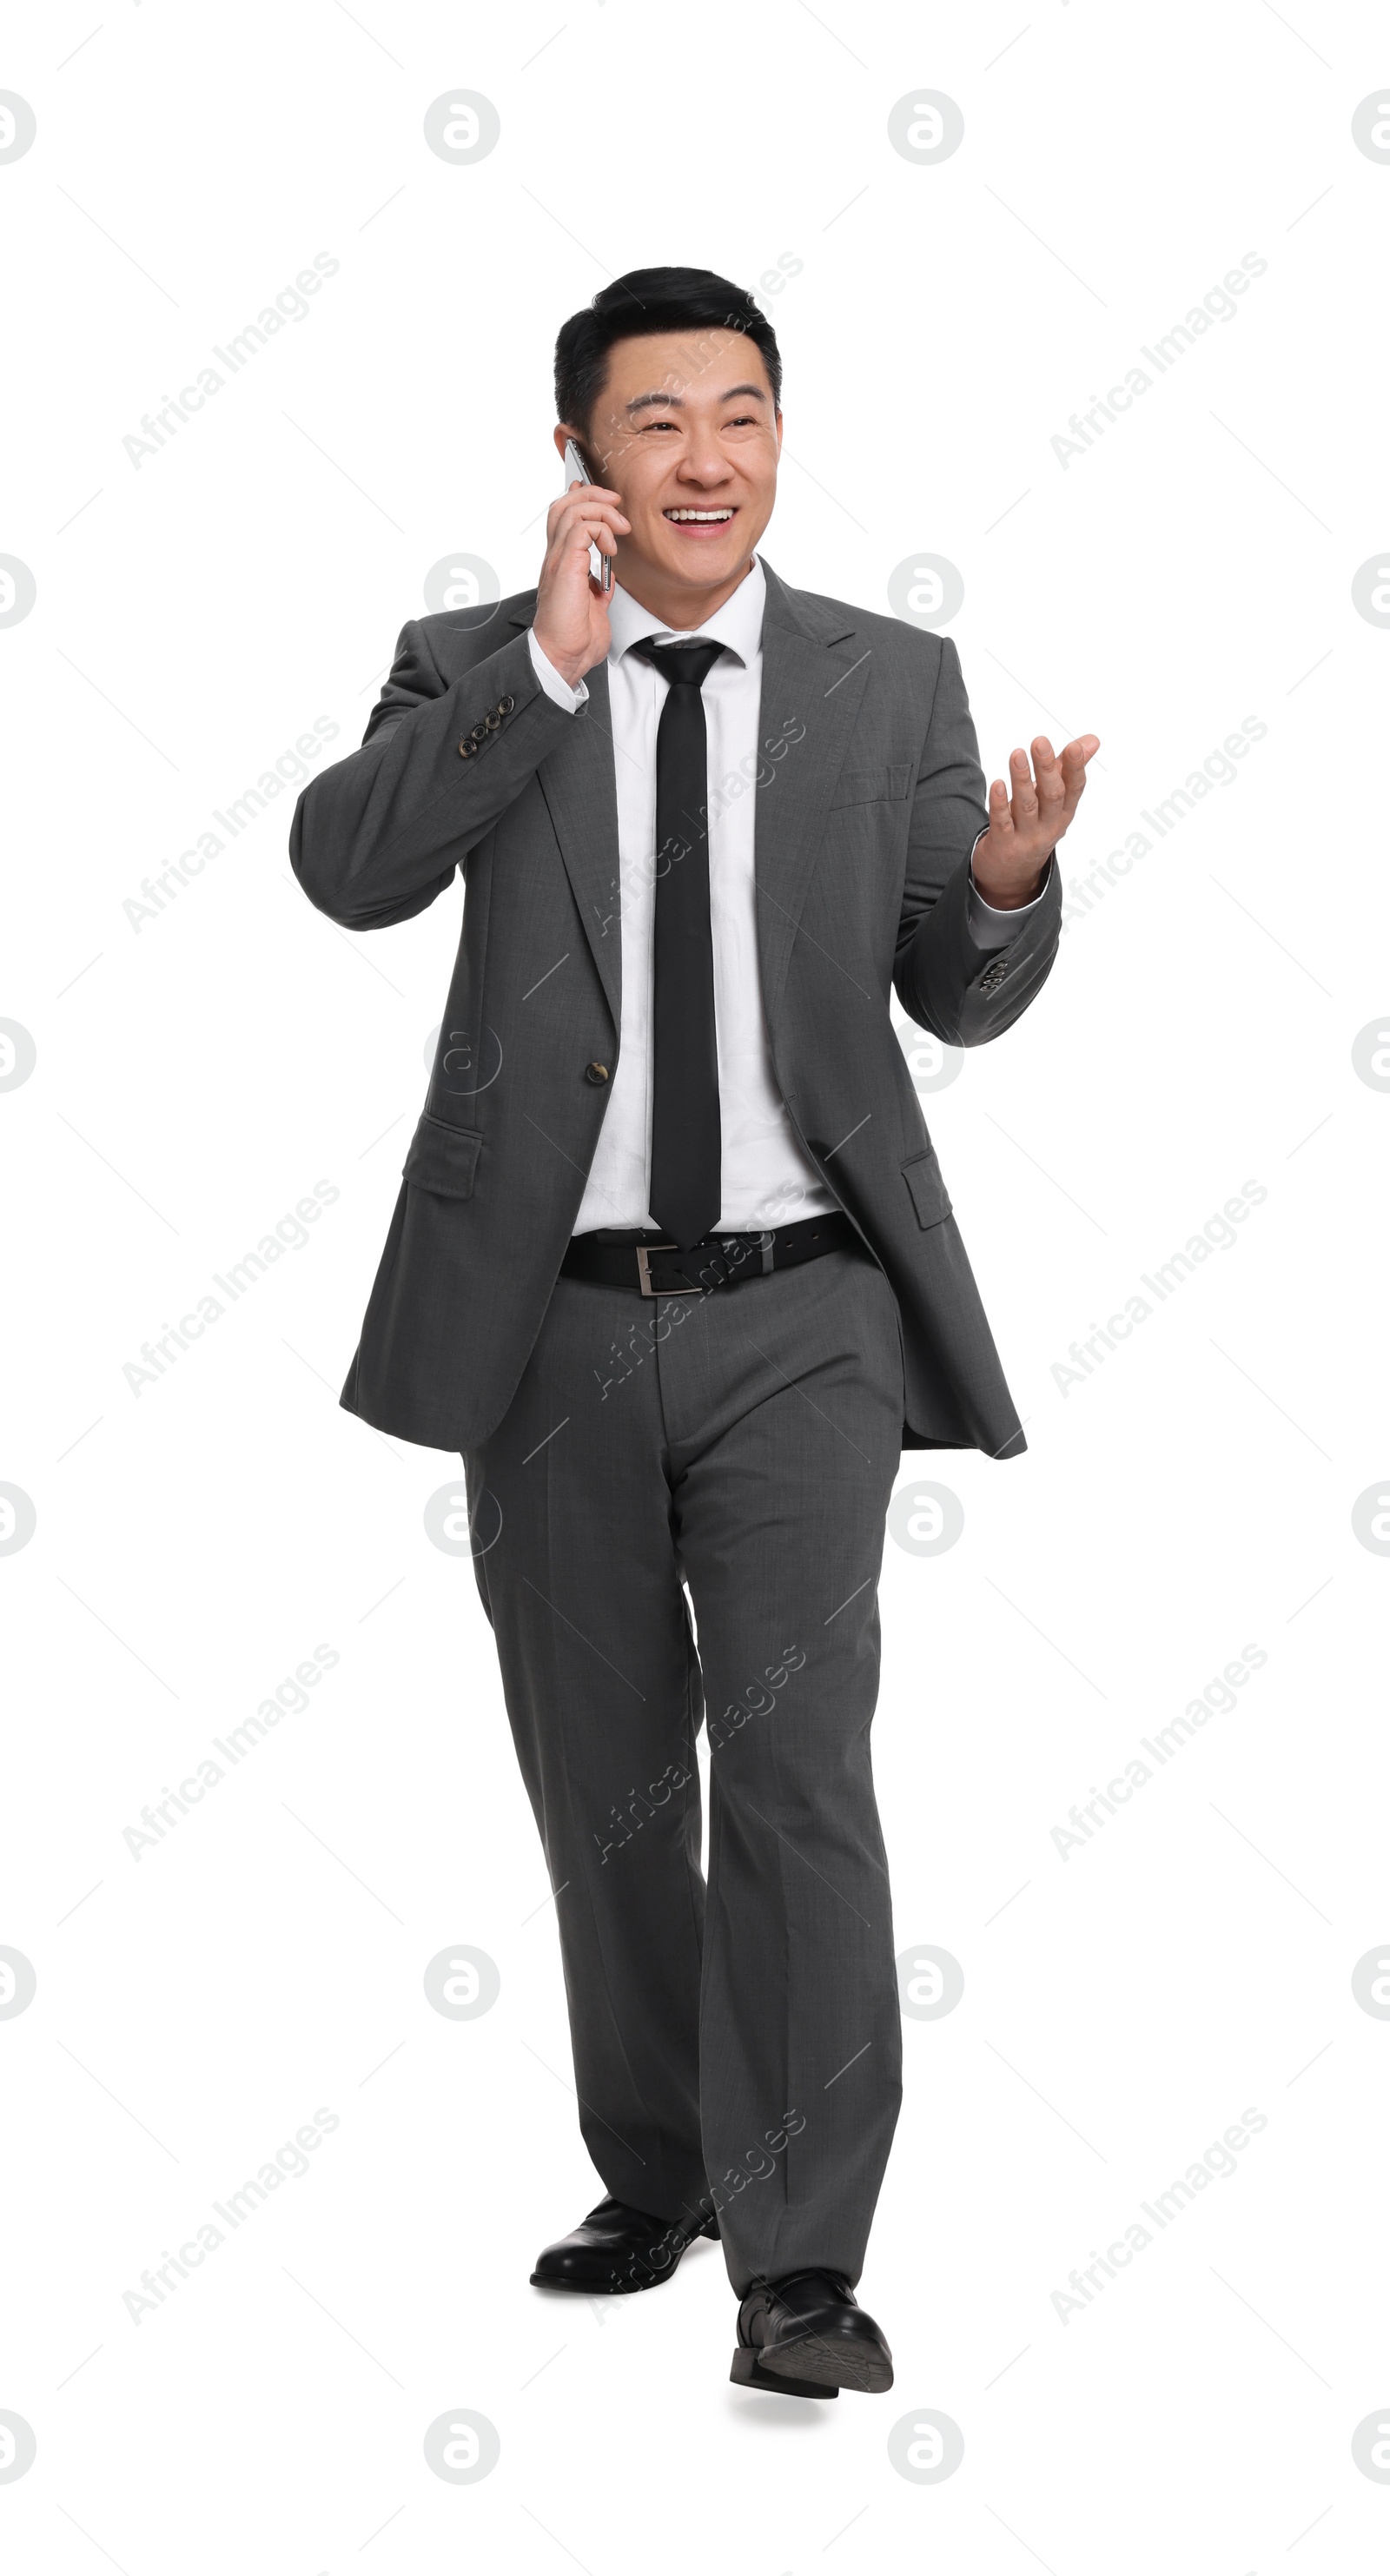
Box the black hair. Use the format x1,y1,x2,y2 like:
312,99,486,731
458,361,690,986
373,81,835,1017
553,266,782,454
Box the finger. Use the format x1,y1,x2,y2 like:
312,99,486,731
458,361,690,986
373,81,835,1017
546,494,631,545
1057,736,1098,806
567,508,623,559
585,505,630,559
550,531,613,590
550,522,628,583
548,517,630,569
558,484,625,516
1008,745,1038,832
985,775,1014,839
1032,735,1066,816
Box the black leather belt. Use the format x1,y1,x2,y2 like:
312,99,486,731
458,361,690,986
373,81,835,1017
560,1211,856,1298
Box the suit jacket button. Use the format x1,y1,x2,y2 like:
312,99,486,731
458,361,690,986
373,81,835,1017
458,740,476,758
585,1062,609,1085
498,693,515,715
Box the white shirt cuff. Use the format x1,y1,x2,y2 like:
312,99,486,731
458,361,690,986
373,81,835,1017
528,626,589,712
966,836,1054,950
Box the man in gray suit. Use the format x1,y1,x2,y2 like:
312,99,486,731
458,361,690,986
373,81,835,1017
291,267,1096,2400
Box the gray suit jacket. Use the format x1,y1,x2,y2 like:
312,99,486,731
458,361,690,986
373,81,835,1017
289,556,1062,1458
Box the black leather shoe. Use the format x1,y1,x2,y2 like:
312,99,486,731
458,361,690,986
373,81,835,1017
731,2268,894,2397
530,2195,719,2294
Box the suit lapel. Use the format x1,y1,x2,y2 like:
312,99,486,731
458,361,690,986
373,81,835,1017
753,558,872,1018
508,601,624,1024
506,557,871,1033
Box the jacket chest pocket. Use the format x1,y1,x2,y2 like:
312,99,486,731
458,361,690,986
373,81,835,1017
830,761,913,811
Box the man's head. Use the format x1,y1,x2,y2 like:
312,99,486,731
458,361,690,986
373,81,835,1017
553,267,783,613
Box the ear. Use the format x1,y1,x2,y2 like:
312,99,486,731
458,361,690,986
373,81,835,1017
557,422,603,479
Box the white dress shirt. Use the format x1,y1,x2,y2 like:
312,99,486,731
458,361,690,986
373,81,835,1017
526,556,1047,1235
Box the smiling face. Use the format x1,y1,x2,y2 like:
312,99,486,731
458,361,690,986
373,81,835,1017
554,325,782,626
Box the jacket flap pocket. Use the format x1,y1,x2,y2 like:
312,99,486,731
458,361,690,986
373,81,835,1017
402,1113,481,1199
831,761,913,810
902,1144,952,1230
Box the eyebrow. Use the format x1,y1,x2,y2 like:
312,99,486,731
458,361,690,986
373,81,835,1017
626,383,768,416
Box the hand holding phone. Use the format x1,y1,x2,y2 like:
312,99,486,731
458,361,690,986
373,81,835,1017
533,448,629,688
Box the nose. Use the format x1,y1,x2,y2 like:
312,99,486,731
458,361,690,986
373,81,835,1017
676,434,731,487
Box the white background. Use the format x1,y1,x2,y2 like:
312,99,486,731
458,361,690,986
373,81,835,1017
3,2,1388,2568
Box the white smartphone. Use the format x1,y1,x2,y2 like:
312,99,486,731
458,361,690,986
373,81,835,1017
563,436,613,593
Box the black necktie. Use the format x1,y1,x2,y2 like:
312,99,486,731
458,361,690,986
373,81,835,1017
630,636,726,1250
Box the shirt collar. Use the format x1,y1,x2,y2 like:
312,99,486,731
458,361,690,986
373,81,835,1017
607,553,766,670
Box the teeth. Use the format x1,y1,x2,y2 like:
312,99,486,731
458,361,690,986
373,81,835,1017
665,509,733,521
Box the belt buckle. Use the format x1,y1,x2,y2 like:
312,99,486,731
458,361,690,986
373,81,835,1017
636,1242,678,1297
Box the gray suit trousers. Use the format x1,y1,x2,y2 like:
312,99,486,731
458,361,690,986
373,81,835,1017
465,1242,905,2295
